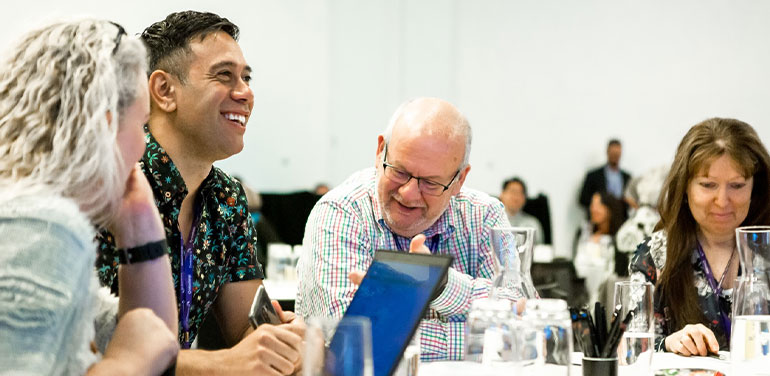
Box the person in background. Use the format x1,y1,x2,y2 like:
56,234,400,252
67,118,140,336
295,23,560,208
296,97,514,361
578,139,632,215
499,177,544,244
573,192,626,304
630,118,770,355
0,19,178,374
616,165,669,255
95,11,304,375
314,182,330,196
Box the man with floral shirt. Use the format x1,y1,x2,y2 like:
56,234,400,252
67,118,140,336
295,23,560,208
96,11,304,375
296,97,515,361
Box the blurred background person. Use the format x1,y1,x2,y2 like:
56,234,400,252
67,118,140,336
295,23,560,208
616,165,669,255
500,176,544,244
579,139,632,215
573,191,626,304
0,19,178,374
630,118,770,355
314,182,330,196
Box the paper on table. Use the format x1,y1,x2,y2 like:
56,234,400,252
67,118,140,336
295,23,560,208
651,352,729,374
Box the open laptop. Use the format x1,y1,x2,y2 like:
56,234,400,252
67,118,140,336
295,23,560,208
326,250,453,376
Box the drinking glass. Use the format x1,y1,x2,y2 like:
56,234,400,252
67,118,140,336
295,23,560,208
490,227,538,302
303,316,373,376
731,226,770,375
613,281,654,376
516,299,573,375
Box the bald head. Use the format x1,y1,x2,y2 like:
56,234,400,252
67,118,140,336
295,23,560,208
383,98,472,166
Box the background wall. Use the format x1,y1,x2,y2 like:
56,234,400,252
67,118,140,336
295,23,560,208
2,0,769,257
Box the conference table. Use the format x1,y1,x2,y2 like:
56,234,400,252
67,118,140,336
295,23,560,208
420,352,730,375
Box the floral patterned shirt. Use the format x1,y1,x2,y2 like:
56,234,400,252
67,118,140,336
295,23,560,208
96,129,263,345
629,231,733,351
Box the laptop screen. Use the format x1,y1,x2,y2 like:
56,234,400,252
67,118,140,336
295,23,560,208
327,250,452,376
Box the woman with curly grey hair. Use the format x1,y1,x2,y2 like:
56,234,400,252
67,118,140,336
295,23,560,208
0,19,179,374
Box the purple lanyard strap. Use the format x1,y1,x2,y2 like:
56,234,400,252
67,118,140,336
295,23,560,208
179,205,202,349
392,233,440,253
695,241,732,344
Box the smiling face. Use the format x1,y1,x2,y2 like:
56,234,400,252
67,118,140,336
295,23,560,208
687,154,754,239
374,99,470,238
171,31,253,162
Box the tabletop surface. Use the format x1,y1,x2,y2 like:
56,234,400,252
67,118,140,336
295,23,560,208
420,352,730,375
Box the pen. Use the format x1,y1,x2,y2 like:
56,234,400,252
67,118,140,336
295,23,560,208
584,307,600,357
595,302,607,349
600,305,622,357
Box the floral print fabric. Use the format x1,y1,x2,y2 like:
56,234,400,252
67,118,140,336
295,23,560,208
96,129,263,345
629,231,733,351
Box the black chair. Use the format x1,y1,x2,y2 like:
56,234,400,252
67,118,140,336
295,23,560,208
522,193,552,245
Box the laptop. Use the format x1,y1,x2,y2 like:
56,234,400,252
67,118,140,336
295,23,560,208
326,250,453,376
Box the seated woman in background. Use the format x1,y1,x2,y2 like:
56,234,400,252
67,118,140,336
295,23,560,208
630,118,770,356
0,19,179,374
574,191,626,304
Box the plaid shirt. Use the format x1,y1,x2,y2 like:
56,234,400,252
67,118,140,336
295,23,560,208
296,167,510,361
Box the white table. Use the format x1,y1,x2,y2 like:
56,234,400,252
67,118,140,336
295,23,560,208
261,279,298,301
420,352,730,375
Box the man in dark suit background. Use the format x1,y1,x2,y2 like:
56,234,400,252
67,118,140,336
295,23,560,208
578,139,631,213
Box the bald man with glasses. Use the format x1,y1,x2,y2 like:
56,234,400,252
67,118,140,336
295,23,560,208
296,97,515,361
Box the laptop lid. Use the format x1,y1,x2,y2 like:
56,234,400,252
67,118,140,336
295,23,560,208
327,250,453,376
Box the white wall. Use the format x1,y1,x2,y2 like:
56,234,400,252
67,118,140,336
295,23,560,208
2,1,769,256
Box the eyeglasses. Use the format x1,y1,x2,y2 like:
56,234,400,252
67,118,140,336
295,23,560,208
381,143,460,197
109,21,126,56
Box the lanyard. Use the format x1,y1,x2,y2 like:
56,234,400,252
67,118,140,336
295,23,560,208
392,232,440,253
179,203,202,349
695,241,733,344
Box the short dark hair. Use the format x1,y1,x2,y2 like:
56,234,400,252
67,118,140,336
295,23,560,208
608,139,622,148
141,10,239,81
502,176,527,196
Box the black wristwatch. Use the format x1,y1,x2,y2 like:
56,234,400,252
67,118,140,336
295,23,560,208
118,240,168,264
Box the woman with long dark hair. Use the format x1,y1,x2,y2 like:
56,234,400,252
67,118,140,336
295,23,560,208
630,118,770,356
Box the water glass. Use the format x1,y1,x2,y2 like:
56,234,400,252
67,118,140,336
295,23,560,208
393,327,420,376
464,298,514,363
303,316,373,376
613,281,654,376
731,226,770,375
516,299,573,375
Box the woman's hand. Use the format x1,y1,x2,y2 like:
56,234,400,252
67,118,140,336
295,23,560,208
108,164,165,248
664,323,719,356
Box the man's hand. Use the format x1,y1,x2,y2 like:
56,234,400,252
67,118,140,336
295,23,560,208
271,301,306,374
409,234,430,254
664,323,719,356
348,234,433,286
221,324,304,375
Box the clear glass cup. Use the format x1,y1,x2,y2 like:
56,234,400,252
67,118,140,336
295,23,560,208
613,281,654,376
516,299,573,375
303,316,373,376
490,227,538,302
393,327,420,376
464,298,514,363
731,226,770,375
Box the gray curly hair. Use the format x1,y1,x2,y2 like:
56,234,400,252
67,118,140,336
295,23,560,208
0,19,148,226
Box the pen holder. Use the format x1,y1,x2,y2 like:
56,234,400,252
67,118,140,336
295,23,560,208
582,356,617,376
